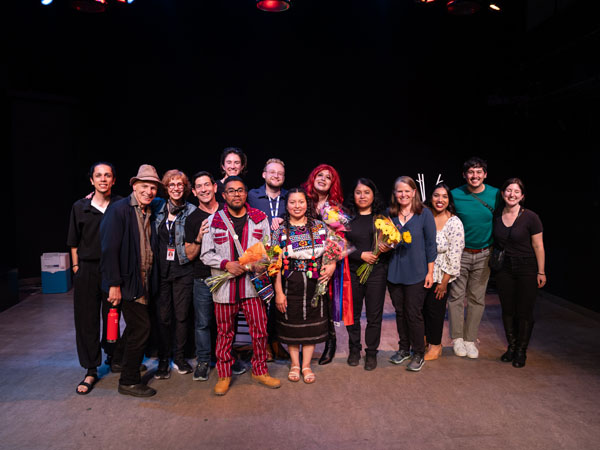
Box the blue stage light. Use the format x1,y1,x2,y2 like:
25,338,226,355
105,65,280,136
41,0,53,5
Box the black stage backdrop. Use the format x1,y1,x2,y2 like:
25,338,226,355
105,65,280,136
4,1,599,311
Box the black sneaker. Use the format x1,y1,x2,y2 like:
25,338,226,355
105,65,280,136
364,353,377,371
193,361,210,381
347,349,361,367
173,359,193,375
232,359,247,375
389,350,411,365
154,359,171,379
406,353,425,372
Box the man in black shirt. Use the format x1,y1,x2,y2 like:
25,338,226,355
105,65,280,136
67,162,120,395
184,171,222,381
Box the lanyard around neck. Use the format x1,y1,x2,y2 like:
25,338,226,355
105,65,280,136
268,195,280,218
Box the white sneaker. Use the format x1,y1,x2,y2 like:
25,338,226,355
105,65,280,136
453,338,467,357
464,341,479,359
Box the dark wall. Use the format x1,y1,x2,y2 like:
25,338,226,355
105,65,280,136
6,1,599,310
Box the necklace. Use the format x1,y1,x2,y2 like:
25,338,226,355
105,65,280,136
399,208,412,222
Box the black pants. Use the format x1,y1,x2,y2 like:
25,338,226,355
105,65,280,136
118,300,151,386
495,256,538,322
423,283,448,346
346,266,387,354
388,280,427,355
73,260,118,369
156,274,194,361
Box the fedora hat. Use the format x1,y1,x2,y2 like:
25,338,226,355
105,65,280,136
129,164,161,186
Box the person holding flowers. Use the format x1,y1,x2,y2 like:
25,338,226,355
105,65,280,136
422,183,464,361
303,164,353,365
344,178,391,370
272,188,336,383
387,176,437,372
200,176,281,395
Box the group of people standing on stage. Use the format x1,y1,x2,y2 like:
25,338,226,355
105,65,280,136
67,151,546,398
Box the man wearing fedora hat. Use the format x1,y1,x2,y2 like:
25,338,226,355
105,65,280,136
100,164,161,397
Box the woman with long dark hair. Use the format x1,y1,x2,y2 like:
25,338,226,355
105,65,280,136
387,176,437,372
272,188,336,383
423,183,464,361
302,164,353,365
493,178,545,368
344,178,390,370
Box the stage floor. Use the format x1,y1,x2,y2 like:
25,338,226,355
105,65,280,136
1,286,599,450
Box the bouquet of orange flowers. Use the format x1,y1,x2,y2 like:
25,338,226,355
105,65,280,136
356,215,411,284
206,241,268,293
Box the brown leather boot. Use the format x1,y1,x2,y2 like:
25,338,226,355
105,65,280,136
252,373,281,389
214,377,231,396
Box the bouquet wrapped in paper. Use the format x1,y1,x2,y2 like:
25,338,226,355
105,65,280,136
205,237,281,302
311,234,354,307
319,202,351,233
355,214,412,284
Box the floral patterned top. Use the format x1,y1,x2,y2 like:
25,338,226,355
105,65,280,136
271,220,330,262
433,215,465,284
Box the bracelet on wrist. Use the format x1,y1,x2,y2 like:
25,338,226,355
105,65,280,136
538,273,545,275
194,239,201,245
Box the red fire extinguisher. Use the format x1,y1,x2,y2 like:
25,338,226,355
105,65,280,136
107,308,119,343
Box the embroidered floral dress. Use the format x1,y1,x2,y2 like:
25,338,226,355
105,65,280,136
271,220,331,345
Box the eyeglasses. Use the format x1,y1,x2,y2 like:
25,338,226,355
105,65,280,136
168,182,185,190
225,188,246,195
266,170,284,177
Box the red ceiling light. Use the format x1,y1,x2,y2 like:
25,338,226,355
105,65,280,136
71,0,107,13
446,0,481,15
256,1,291,12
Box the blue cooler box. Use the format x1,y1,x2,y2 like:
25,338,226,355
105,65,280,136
41,253,72,294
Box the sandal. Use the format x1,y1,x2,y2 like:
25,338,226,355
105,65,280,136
288,366,301,382
301,367,316,384
76,373,99,395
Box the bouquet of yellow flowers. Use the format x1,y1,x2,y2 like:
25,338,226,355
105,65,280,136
355,214,411,284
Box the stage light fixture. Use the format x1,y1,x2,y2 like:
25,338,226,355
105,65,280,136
446,0,481,15
416,0,437,3
256,0,291,12
41,0,54,5
71,0,107,13
489,3,501,11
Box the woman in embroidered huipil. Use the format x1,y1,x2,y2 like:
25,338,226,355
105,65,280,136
423,183,464,361
302,164,353,366
273,188,336,384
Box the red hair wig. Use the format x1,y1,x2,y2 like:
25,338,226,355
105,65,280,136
302,164,344,206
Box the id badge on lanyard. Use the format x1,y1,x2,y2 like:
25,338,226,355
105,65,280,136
166,220,176,261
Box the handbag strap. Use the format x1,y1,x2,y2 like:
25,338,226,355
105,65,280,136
218,210,245,257
506,207,525,242
469,192,494,213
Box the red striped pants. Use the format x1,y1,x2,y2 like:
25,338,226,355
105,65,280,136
214,297,268,378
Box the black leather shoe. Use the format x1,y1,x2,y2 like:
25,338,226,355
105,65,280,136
118,383,156,397
318,338,336,365
347,349,360,366
364,353,377,371
501,346,515,362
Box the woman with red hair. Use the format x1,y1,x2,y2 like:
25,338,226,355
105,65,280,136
302,164,353,365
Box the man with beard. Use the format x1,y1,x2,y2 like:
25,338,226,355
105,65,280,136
68,162,121,395
448,157,500,360
248,158,290,360
201,176,281,396
101,164,160,397
248,158,287,231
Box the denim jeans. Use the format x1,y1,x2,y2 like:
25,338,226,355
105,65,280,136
193,278,214,363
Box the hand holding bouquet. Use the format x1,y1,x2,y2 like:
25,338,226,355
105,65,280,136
356,215,411,284
311,234,353,307
319,202,351,233
206,241,269,293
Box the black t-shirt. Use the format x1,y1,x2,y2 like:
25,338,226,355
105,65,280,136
345,213,389,272
230,214,248,259
158,219,193,279
493,209,543,258
66,195,122,261
184,204,223,279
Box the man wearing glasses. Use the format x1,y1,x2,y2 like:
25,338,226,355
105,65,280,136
248,158,287,232
201,177,281,396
